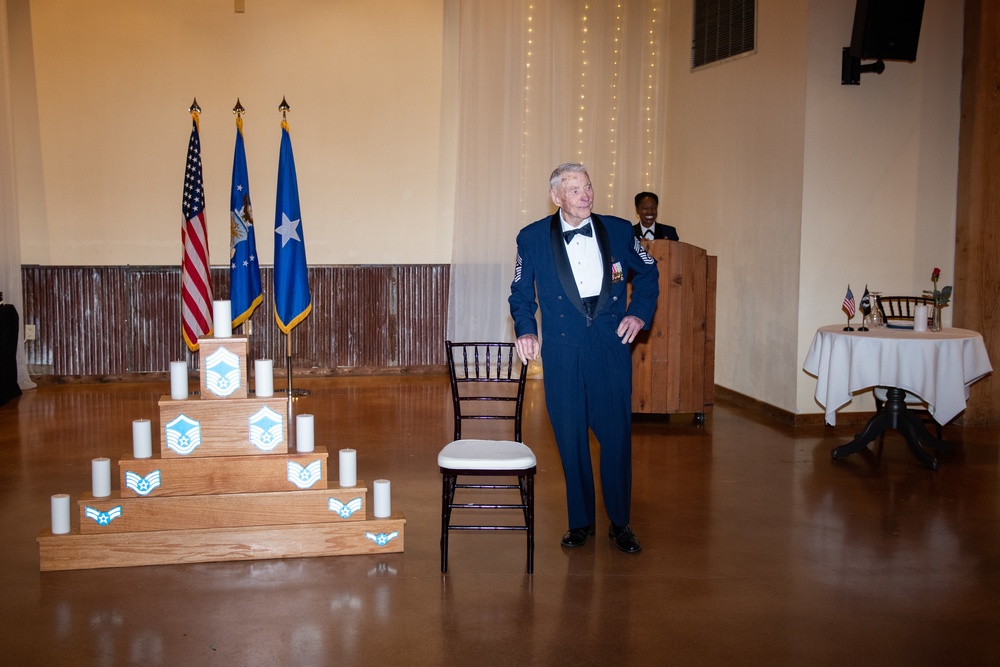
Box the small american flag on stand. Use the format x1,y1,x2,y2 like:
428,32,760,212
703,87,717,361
842,285,856,318
180,103,214,351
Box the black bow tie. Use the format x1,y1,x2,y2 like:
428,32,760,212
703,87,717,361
563,222,593,244
643,228,654,239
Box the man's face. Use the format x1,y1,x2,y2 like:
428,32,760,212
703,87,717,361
636,196,657,227
550,172,593,227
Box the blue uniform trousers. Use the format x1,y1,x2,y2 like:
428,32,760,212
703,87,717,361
541,326,633,530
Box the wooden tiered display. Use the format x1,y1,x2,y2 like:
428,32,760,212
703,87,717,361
37,335,405,571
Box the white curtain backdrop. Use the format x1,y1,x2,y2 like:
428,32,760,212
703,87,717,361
446,0,669,343
0,0,35,392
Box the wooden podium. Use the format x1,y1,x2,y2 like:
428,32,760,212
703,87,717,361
631,240,716,421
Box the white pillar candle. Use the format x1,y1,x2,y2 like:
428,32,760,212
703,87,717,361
255,359,274,397
339,449,357,488
132,419,152,459
296,414,315,452
373,479,391,518
50,494,71,535
213,300,232,337
91,457,111,498
170,361,188,400
913,304,928,332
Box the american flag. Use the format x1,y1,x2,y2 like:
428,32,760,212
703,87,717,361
181,113,213,351
842,285,856,318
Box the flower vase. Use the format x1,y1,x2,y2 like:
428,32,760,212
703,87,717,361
931,305,943,332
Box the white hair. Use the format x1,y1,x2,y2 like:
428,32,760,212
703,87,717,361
549,163,588,190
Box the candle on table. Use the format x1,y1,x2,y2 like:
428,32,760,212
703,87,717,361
914,304,928,332
91,458,111,498
50,494,71,534
213,300,232,337
170,361,188,400
132,419,152,458
296,414,315,452
373,479,391,518
339,449,357,487
255,359,274,397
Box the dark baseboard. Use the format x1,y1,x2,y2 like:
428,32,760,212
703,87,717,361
713,385,875,428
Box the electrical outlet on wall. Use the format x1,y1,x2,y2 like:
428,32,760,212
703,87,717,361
24,324,36,341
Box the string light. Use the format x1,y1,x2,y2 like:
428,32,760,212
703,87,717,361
577,7,588,158
643,6,658,189
606,4,623,209
520,5,535,219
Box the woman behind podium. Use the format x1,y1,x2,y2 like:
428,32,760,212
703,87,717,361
632,192,679,241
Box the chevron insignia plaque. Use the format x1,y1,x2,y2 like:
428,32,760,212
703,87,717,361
287,460,323,489
165,414,203,455
124,470,162,496
204,346,241,397
85,506,123,526
249,406,284,451
329,497,363,518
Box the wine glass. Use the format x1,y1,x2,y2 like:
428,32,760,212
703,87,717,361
868,291,884,328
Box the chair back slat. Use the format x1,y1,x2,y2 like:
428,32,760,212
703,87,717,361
876,295,934,323
445,341,528,441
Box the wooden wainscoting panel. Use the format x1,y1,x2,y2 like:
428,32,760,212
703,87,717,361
22,264,449,377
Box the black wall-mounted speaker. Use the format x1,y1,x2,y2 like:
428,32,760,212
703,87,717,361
849,0,926,62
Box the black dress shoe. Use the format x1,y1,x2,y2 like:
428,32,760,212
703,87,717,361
561,525,596,548
609,523,642,553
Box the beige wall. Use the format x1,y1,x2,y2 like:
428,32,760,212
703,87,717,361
664,0,810,412
796,0,964,416
663,0,963,415
11,0,450,266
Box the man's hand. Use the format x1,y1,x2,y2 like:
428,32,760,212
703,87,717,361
515,334,540,364
616,316,645,344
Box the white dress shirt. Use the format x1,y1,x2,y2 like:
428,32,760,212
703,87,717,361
639,223,655,239
561,213,603,298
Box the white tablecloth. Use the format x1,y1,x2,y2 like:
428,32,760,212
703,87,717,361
803,325,993,426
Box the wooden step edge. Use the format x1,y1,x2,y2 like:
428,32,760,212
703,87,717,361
38,514,406,571
76,486,373,533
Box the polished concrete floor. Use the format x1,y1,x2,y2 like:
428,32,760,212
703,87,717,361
1,375,999,665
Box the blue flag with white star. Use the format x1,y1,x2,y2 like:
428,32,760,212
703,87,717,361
229,115,262,328
273,119,311,333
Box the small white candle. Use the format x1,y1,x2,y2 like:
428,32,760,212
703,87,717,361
296,414,315,452
51,494,71,534
339,449,357,488
91,457,111,498
255,359,274,397
132,419,152,458
170,361,188,400
914,304,928,332
213,300,233,337
373,479,391,518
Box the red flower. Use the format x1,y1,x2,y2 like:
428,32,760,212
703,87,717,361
932,267,941,282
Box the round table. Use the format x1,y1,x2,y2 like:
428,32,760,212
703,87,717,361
803,325,992,468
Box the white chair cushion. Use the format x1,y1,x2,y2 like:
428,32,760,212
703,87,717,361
438,439,536,471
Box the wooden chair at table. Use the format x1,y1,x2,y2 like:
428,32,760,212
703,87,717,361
871,295,941,454
438,341,536,574
876,295,935,326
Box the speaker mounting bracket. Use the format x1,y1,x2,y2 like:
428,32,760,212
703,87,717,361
842,47,885,85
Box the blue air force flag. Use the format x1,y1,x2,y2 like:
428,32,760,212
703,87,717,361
273,119,312,333
229,115,262,328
